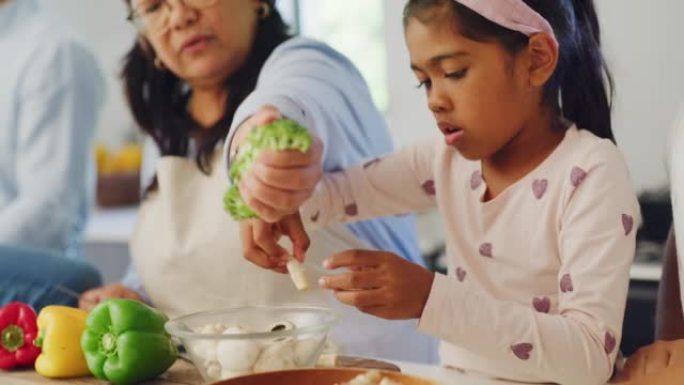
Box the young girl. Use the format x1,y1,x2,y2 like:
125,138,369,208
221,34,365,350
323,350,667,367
234,0,640,383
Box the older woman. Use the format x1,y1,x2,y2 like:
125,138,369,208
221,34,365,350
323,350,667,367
617,110,684,384
80,0,437,363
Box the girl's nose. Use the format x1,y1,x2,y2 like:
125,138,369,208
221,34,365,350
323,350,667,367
428,88,452,113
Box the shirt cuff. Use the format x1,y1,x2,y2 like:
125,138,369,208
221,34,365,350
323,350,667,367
418,273,458,338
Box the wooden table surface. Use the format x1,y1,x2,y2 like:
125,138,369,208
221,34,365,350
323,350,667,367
1,358,618,385
0,360,202,385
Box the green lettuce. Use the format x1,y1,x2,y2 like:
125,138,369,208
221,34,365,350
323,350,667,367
224,119,312,220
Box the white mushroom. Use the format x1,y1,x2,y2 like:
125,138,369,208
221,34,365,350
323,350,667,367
340,370,383,385
378,378,402,385
189,323,226,364
287,258,309,290
216,326,262,372
268,320,295,333
252,338,297,373
294,337,323,366
204,361,222,381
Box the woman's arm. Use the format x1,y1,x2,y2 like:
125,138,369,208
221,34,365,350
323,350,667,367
241,138,439,270
667,107,684,338
656,228,684,340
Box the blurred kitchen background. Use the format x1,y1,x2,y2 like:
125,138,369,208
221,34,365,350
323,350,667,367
36,0,684,355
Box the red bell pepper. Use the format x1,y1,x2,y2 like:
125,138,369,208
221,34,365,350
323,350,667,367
0,302,41,370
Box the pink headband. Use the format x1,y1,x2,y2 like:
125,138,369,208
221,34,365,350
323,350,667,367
454,0,559,48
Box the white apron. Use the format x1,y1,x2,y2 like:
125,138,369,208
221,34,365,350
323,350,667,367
130,153,438,363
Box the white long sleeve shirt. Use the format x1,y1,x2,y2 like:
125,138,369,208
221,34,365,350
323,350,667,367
302,126,640,385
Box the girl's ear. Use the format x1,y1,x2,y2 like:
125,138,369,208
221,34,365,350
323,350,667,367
526,33,559,87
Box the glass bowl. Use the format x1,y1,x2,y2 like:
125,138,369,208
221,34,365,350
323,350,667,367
165,305,338,383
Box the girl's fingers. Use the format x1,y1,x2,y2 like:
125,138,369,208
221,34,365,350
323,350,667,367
333,288,384,308
358,305,393,319
324,250,384,270
319,271,380,291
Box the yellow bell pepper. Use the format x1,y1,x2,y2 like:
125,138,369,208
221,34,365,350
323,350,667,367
34,306,91,378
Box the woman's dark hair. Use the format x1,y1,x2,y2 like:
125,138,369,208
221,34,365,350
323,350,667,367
122,0,291,191
404,0,615,142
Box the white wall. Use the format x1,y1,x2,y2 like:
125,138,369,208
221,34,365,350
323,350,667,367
38,0,139,148
383,0,434,148
597,0,684,191
38,0,684,191
37,0,301,148
383,0,684,193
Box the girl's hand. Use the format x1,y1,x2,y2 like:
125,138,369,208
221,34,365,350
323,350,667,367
318,250,435,320
79,283,143,311
231,105,324,223
240,213,310,273
617,340,684,382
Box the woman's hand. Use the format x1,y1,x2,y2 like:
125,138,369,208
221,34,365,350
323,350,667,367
617,340,684,382
231,105,323,223
241,213,310,273
616,365,684,384
318,250,435,320
79,283,143,311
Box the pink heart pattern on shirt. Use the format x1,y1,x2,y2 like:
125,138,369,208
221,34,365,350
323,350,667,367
345,203,358,217
479,243,493,258
310,210,320,222
532,296,551,314
622,214,634,236
571,167,587,187
470,171,483,190
422,180,436,196
456,267,467,282
511,343,533,360
560,274,574,293
604,332,617,355
532,179,548,199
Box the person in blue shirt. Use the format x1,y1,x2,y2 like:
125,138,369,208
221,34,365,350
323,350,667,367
0,0,104,309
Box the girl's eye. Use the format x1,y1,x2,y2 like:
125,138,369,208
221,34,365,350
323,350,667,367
416,79,432,90
445,68,468,80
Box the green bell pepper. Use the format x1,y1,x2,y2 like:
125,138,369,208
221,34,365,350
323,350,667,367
80,299,177,385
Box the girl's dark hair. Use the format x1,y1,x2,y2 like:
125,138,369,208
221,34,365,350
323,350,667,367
122,0,291,191
404,0,615,142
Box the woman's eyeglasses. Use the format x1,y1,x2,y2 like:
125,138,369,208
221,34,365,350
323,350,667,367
127,0,219,34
